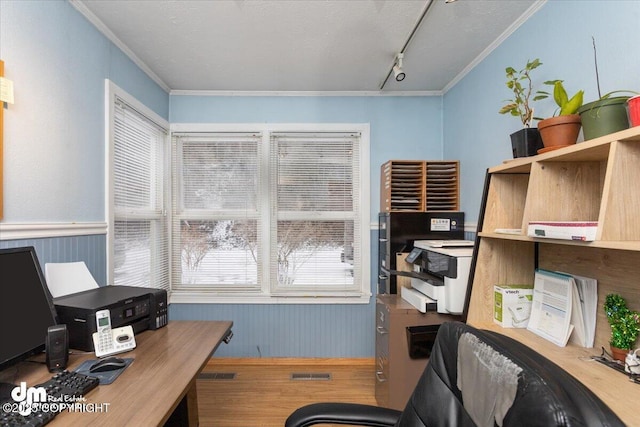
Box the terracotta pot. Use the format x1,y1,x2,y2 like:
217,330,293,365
538,114,582,148
610,345,629,363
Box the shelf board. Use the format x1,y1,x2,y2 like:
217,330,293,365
477,232,640,251
490,127,640,174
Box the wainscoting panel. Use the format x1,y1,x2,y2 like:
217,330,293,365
170,302,376,358
0,235,107,285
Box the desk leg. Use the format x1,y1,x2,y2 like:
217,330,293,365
165,378,199,427
187,379,199,427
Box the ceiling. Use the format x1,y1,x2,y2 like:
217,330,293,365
72,0,542,94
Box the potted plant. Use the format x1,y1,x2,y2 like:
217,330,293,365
578,38,638,140
537,80,584,150
604,293,640,362
498,58,545,158
579,90,637,140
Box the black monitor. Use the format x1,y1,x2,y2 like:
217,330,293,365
0,246,59,373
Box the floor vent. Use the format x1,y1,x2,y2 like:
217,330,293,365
290,373,332,381
199,372,237,380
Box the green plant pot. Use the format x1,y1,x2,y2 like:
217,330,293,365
578,97,630,141
509,128,543,158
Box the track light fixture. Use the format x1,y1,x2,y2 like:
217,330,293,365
393,53,405,82
380,0,436,90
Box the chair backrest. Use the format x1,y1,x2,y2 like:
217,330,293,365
397,321,624,427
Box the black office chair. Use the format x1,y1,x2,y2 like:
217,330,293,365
285,321,624,427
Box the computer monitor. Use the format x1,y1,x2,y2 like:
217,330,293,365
0,246,59,373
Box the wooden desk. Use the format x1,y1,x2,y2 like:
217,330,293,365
1,321,233,426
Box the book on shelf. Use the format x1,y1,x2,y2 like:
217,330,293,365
527,221,598,241
494,228,522,235
527,269,597,348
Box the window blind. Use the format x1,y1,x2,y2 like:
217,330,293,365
172,133,262,291
112,97,169,291
269,132,361,293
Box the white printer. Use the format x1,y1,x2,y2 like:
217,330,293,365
400,240,474,314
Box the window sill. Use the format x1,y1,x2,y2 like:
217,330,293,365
169,291,372,304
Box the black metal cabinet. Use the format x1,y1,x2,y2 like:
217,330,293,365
377,212,464,294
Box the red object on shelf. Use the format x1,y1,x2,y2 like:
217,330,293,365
628,95,640,127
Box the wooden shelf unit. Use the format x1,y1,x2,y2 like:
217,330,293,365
381,160,459,212
466,126,640,425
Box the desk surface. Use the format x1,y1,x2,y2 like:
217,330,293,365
2,320,233,426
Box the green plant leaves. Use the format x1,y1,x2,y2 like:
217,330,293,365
499,58,543,127
604,293,640,350
541,80,584,116
560,90,584,116
554,81,569,109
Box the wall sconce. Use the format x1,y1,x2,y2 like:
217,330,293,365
393,53,405,82
0,77,14,104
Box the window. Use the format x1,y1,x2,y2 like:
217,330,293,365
106,81,170,291
171,132,263,293
170,124,370,303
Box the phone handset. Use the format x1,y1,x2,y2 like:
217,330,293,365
93,309,136,358
95,309,113,356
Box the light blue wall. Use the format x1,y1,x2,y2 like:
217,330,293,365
0,0,168,223
444,0,640,222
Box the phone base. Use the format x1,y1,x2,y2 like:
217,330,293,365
92,325,137,358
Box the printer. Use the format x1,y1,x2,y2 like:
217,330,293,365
400,240,473,314
54,285,168,351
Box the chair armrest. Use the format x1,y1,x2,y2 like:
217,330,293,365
284,402,402,427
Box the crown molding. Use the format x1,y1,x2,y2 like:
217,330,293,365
170,90,442,97
69,0,171,93
443,0,547,94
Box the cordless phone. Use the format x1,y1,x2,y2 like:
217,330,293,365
95,309,112,355
92,309,136,358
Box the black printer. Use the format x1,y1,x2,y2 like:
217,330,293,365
53,285,168,351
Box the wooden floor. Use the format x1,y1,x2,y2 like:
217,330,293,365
197,358,377,427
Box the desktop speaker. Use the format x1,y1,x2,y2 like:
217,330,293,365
46,324,69,372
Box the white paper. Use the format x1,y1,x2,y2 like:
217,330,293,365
45,261,99,298
568,274,598,348
527,269,574,347
569,281,586,347
0,76,14,104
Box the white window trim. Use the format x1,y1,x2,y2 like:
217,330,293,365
104,80,171,287
169,123,371,304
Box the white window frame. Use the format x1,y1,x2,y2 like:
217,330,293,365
105,80,171,289
170,123,371,304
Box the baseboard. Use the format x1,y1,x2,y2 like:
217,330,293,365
207,357,375,367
